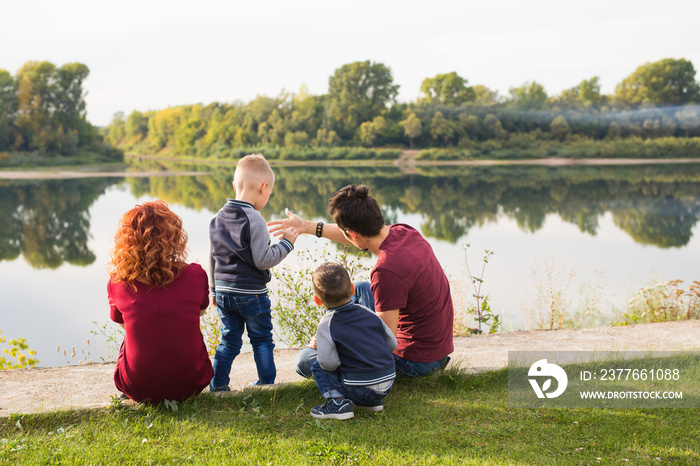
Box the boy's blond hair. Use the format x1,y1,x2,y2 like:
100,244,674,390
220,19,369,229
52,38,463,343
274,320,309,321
233,153,275,191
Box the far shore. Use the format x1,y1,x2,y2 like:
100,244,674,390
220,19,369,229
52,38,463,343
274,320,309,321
2,152,700,180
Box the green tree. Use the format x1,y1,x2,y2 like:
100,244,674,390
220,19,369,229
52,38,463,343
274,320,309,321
53,62,90,151
608,121,622,139
558,77,603,108
578,76,602,107
473,85,499,105
10,61,95,154
311,128,340,147
550,115,570,141
327,61,399,139
615,58,700,106
482,114,505,140
244,95,279,135
399,111,422,148
430,111,454,145
14,61,56,151
509,81,548,109
125,110,149,145
284,130,309,148
457,113,481,142
147,107,181,151
106,112,126,145
359,116,388,147
175,105,206,155
288,85,323,135
420,72,475,105
0,69,16,150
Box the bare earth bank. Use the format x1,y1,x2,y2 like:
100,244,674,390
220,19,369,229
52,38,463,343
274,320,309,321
3,156,700,180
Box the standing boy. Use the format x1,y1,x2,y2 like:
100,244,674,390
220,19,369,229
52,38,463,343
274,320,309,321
309,262,397,420
209,153,298,390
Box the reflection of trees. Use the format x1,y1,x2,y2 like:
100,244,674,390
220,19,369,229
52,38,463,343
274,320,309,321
422,214,475,243
4,163,695,271
611,197,700,248
124,160,700,248
0,179,116,268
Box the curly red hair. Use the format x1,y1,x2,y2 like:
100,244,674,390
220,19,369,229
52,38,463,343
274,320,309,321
109,200,188,290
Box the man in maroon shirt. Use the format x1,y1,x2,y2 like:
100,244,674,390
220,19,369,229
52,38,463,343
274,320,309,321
269,184,453,378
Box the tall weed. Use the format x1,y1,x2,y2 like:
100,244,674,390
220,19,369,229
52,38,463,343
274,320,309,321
617,279,700,324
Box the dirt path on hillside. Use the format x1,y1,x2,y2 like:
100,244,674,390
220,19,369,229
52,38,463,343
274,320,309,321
1,321,698,417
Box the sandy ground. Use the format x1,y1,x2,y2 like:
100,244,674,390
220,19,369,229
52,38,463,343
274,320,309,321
1,320,698,417
3,155,700,180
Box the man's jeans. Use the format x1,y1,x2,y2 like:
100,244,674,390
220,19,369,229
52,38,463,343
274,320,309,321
295,281,450,379
310,361,392,405
393,355,451,378
211,292,276,388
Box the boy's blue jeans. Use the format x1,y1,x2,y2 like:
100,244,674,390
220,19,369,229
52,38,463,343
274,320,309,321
295,281,450,379
211,292,276,389
310,361,393,405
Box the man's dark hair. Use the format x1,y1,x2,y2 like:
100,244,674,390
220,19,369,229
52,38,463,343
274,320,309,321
312,262,353,308
328,184,385,237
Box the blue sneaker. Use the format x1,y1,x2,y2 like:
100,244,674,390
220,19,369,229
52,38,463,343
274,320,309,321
310,398,354,420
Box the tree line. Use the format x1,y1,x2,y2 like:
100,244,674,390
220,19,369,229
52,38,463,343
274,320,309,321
104,58,700,159
0,61,121,164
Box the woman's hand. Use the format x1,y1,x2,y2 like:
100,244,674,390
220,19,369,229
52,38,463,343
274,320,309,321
268,208,305,238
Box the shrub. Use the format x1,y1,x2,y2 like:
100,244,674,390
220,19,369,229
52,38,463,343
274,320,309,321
617,280,700,325
0,331,39,370
272,245,371,347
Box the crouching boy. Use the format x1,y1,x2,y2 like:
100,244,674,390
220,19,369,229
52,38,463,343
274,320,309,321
309,262,397,420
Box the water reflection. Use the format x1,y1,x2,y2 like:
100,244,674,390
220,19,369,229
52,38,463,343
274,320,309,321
125,161,700,249
0,179,118,268
3,163,700,270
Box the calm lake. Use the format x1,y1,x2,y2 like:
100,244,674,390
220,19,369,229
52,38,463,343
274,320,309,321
2,161,700,367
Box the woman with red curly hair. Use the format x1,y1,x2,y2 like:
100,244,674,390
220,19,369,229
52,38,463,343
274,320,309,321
107,200,213,403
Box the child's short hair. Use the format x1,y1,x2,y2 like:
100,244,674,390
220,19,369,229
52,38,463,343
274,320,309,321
234,153,274,190
312,262,353,308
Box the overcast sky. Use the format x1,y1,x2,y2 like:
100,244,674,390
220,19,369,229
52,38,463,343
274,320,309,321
3,0,699,126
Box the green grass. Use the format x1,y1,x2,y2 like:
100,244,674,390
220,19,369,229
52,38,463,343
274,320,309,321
1,367,697,464
0,149,124,169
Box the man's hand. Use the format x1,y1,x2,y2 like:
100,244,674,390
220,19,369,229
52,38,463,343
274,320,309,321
268,208,305,238
308,334,317,349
